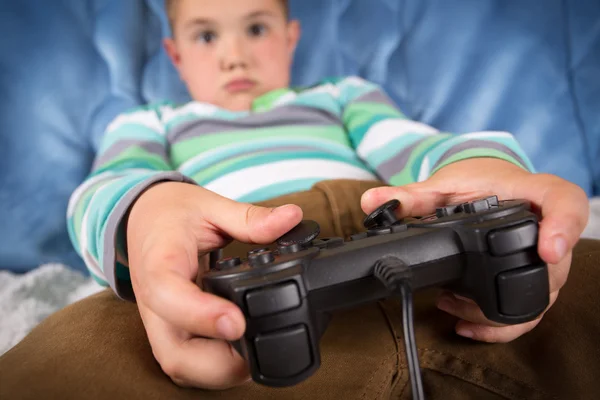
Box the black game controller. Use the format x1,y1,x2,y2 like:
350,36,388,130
202,196,549,388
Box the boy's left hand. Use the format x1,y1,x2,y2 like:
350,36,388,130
360,158,589,343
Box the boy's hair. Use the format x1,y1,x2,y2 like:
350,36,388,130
165,0,290,31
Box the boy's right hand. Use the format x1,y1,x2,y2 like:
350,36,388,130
126,182,303,389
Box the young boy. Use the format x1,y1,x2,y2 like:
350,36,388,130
66,0,588,392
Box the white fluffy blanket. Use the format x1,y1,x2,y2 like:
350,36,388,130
2,198,600,356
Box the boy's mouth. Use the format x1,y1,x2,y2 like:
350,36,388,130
225,79,257,93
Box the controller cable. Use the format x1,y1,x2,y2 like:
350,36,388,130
373,256,425,400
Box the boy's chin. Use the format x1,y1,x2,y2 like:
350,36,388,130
219,94,257,112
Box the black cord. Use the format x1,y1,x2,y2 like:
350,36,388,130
399,281,425,400
373,257,425,400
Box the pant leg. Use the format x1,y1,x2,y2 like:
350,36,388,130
0,179,400,400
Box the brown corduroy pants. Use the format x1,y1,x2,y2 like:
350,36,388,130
1,179,600,400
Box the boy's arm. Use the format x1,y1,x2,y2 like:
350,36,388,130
67,104,195,300
334,76,536,184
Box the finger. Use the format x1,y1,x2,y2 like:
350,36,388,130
142,269,246,341
454,318,541,343
195,194,304,245
452,290,559,343
513,174,588,265
141,306,249,389
436,292,505,328
361,184,448,217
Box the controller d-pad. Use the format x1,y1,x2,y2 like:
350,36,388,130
215,257,241,270
254,324,313,379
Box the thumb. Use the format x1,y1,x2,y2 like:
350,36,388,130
361,182,452,218
206,200,304,245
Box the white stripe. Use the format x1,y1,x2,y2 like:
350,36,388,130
271,91,298,108
418,156,431,182
160,102,220,124
106,109,164,136
340,76,368,88
204,159,378,200
79,182,114,281
455,131,514,140
356,119,439,158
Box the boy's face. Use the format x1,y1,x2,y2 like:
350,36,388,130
164,0,300,111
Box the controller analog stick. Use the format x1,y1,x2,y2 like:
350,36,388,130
277,220,321,248
363,199,401,229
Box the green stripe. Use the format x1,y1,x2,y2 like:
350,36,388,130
70,178,116,248
101,125,166,152
94,147,171,174
388,135,450,185
344,101,404,131
347,115,397,148
430,149,527,175
171,125,350,167
191,151,364,185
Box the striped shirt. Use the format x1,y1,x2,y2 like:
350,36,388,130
67,76,534,299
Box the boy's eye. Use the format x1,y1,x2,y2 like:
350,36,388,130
248,23,267,37
197,31,217,44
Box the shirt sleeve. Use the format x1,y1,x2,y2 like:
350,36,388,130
333,76,536,185
66,103,196,300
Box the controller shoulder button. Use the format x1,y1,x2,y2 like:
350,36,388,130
496,264,549,316
254,324,313,379
487,222,538,256
245,282,302,318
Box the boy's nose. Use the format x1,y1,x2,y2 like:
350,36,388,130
220,38,248,71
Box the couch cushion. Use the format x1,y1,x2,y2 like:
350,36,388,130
1,0,598,272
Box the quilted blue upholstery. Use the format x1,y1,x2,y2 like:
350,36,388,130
1,0,599,273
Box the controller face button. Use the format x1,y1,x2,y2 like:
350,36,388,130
313,237,344,249
278,243,304,254
367,227,392,237
254,324,313,379
248,247,270,256
245,282,302,318
461,196,499,214
487,222,538,256
496,265,549,316
248,250,275,266
277,220,321,247
215,257,242,270
350,232,368,241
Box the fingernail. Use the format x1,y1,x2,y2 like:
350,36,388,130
437,298,454,313
457,329,474,339
553,235,567,260
216,315,239,340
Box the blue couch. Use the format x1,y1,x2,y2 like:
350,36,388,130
1,0,599,274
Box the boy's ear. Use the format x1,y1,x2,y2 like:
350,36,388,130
163,38,182,72
287,20,301,56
